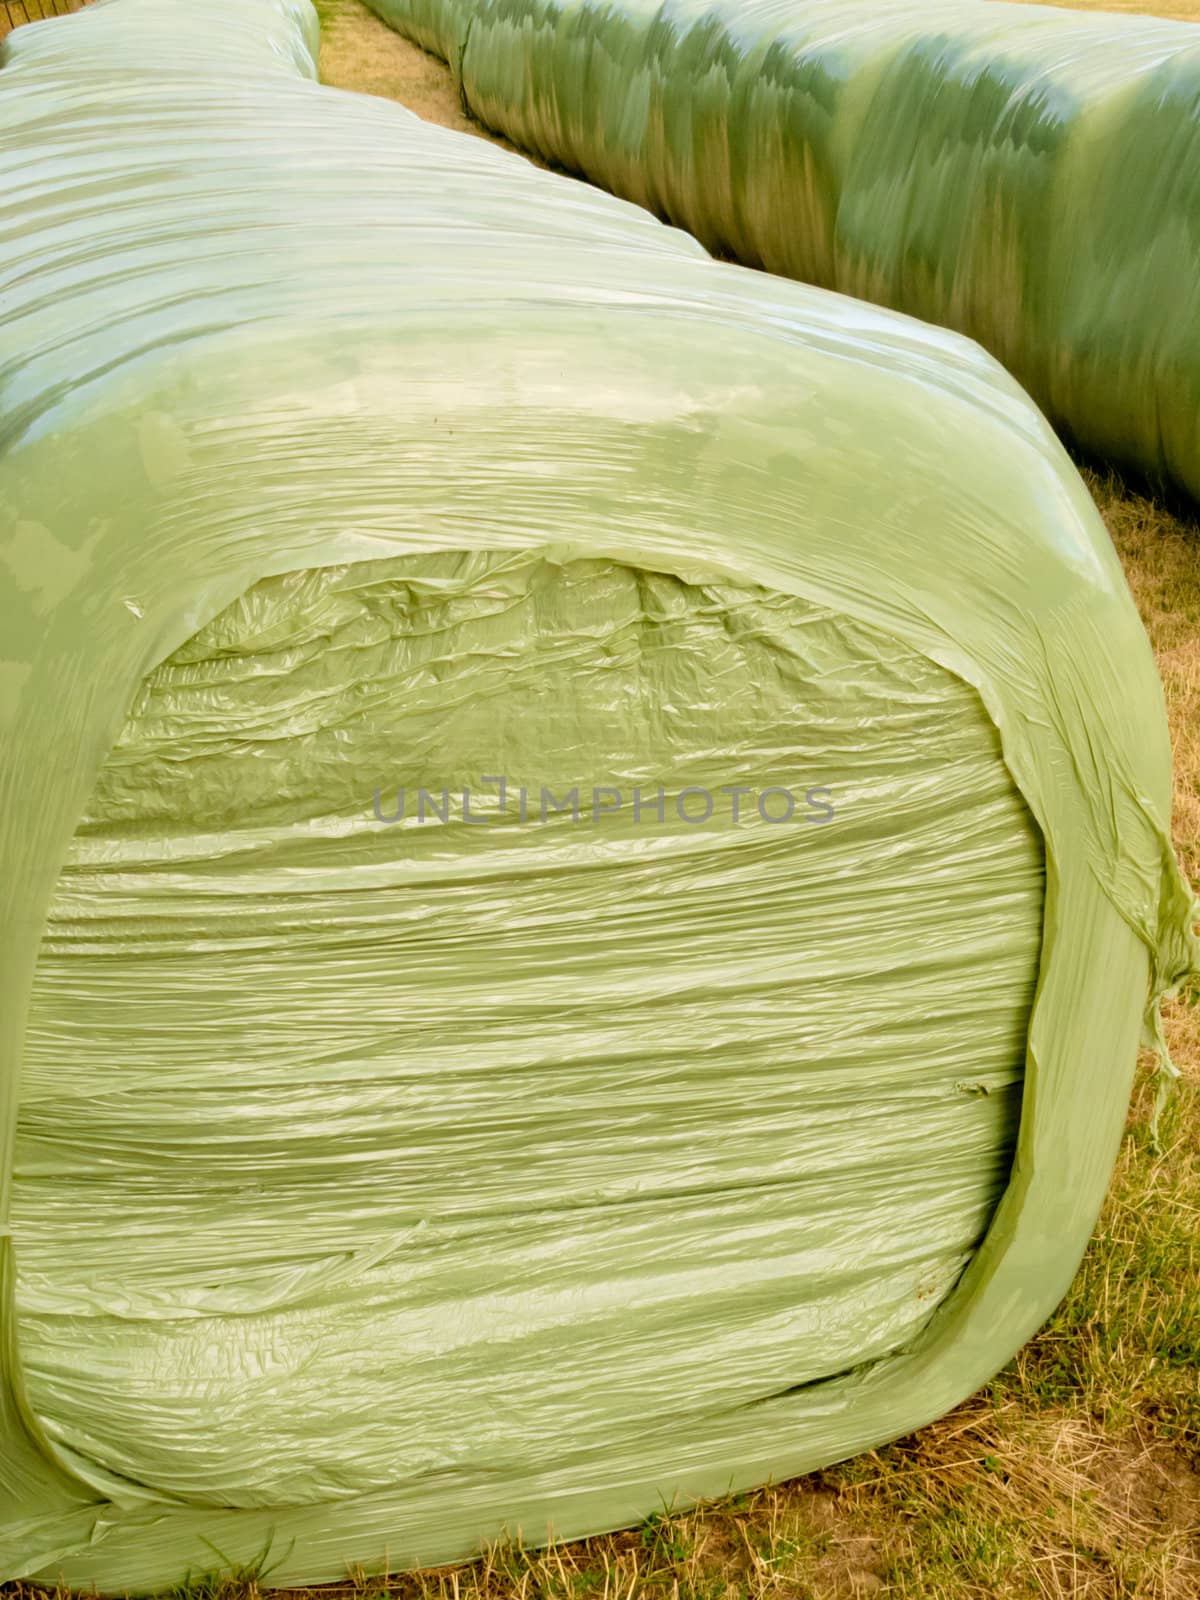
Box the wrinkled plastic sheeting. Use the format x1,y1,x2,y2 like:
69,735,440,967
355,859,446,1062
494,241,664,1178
367,0,1200,502
0,0,1196,1593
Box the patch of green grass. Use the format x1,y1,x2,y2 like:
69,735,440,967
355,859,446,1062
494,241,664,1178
166,1537,291,1600
1001,1065,1199,1451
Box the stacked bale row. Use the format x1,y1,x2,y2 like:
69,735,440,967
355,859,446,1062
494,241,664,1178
369,0,1200,500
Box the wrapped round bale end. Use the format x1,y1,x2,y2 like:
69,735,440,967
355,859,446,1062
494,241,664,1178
0,0,1195,1591
18,555,1042,1503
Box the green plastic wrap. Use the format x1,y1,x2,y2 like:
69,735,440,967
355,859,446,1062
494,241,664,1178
366,0,1200,502
0,0,1196,1591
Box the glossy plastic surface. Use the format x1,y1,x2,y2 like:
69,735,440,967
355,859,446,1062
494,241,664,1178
368,0,1200,500
0,0,1195,1591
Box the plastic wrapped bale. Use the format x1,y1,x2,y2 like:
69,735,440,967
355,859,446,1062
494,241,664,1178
366,0,1200,504
0,0,1195,1592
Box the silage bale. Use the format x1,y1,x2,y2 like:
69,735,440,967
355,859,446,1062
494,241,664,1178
366,0,1200,502
0,0,1195,1591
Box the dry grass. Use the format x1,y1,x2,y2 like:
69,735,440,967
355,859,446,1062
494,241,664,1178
315,0,540,162
315,0,477,137
3,3,1198,1598
1093,473,1200,888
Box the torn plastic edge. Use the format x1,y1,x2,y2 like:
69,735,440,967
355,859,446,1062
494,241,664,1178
1142,881,1200,1151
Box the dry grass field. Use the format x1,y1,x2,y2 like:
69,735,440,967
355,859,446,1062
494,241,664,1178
3,0,1198,1595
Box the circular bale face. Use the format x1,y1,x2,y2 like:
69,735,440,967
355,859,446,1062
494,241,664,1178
14,549,1042,1505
